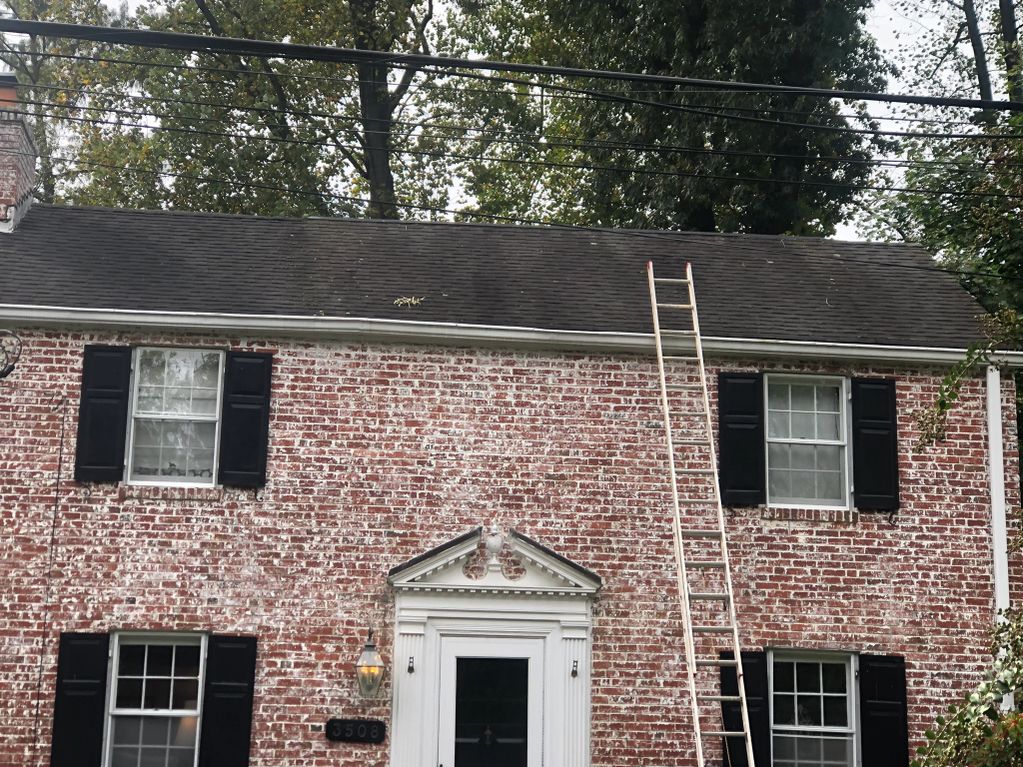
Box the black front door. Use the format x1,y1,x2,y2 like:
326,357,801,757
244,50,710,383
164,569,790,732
454,657,529,767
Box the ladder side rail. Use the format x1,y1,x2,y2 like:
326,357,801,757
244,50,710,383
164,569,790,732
687,262,757,767
647,261,706,766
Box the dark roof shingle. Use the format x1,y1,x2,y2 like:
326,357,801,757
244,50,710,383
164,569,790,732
0,205,987,349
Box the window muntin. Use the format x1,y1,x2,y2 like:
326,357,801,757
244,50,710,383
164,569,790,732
127,349,224,486
106,635,206,767
766,378,847,506
771,655,855,767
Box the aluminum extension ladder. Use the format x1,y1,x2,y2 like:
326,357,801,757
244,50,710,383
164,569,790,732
646,261,756,767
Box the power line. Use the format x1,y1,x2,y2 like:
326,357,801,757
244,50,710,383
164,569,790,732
5,47,1018,143
14,104,1023,200
1,17,1022,113
19,88,1023,174
0,48,994,128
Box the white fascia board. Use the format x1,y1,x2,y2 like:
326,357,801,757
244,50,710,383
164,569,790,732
2,303,1021,367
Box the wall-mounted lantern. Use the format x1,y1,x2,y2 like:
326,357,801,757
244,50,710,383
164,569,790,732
355,629,385,697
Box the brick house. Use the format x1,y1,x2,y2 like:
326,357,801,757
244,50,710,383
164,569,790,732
0,104,1019,767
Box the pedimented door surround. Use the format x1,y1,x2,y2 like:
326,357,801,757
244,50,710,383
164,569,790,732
387,527,601,767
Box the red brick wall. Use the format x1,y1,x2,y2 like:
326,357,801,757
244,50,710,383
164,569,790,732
0,327,1017,767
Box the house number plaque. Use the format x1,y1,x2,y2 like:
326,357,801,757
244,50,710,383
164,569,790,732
325,718,386,744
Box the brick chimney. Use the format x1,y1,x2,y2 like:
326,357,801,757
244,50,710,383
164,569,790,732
0,73,35,233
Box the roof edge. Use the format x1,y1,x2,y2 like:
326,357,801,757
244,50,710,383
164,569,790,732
0,303,1017,366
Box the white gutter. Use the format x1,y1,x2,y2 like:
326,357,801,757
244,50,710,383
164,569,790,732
2,303,1022,366
987,366,1010,616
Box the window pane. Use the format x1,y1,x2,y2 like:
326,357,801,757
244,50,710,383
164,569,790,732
141,717,169,746
148,645,173,677
797,735,822,760
769,443,790,469
138,350,166,385
773,694,795,725
172,679,200,710
818,472,842,503
144,678,172,709
769,468,791,499
816,445,842,472
110,748,138,767
791,445,816,470
112,716,142,745
821,663,846,694
791,411,816,438
167,749,197,767
773,734,795,759
170,717,199,748
774,661,795,692
817,412,840,440
791,471,816,499
822,736,852,765
823,696,848,727
119,645,146,676
797,694,822,726
136,349,221,418
139,748,166,767
818,384,840,412
796,663,820,692
791,384,815,410
116,678,143,709
175,645,200,678
769,383,789,409
769,411,790,439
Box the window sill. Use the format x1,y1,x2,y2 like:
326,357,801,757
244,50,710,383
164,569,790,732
761,506,858,524
118,484,225,503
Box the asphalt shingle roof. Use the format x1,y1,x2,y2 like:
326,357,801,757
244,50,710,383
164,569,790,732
0,205,988,349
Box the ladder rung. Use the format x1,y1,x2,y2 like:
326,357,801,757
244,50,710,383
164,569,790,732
665,383,704,390
696,659,737,667
662,355,698,361
654,277,690,284
687,561,726,568
699,694,741,702
679,467,715,475
689,591,730,600
679,529,722,538
692,625,733,633
656,306,695,312
706,731,747,738
659,329,696,335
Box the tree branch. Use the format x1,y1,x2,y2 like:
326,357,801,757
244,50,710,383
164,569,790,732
389,0,433,109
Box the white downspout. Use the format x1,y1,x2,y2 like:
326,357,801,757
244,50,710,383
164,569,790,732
987,365,1010,617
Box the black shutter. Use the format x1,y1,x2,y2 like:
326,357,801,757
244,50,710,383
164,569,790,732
198,635,258,767
51,632,110,767
74,346,132,483
718,373,765,506
852,378,900,511
720,651,770,767
859,654,909,767
218,352,273,488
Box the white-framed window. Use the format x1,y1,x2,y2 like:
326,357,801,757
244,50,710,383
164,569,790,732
127,348,225,486
765,376,849,507
104,633,207,767
770,652,856,767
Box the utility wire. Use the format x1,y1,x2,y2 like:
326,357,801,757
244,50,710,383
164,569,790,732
0,49,995,128
1,17,1021,113
13,105,1023,200
20,91,1023,174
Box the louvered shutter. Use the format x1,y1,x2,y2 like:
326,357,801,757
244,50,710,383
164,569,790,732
51,632,110,767
859,654,909,767
198,635,258,767
718,373,766,506
217,353,273,488
852,379,900,511
720,651,770,767
74,346,132,483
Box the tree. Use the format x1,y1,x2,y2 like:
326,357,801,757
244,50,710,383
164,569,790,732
0,0,450,218
442,0,893,234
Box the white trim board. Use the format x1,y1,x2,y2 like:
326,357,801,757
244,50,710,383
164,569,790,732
1,303,1019,365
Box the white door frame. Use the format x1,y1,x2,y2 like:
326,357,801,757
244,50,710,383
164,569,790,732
387,529,599,767
437,635,544,767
